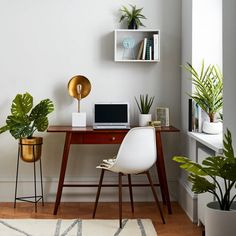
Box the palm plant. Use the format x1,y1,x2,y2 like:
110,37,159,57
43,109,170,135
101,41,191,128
173,129,236,211
135,94,154,114
119,4,146,29
183,61,223,122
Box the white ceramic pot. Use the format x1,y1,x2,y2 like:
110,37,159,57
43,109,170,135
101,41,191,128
205,202,236,236
138,114,152,127
202,121,222,134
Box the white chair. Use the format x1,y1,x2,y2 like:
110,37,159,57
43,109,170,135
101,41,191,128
92,127,165,228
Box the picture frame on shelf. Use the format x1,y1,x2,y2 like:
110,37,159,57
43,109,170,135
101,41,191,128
156,107,169,126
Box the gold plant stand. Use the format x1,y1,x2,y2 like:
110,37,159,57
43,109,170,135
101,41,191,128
14,142,44,212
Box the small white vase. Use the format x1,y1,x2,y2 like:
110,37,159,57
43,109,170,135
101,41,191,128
205,201,236,236
202,121,223,134
138,114,152,127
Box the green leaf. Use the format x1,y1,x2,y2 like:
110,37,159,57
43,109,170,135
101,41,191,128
11,92,33,118
189,174,216,194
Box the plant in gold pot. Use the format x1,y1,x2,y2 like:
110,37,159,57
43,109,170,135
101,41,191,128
183,60,223,134
135,94,154,126
0,92,54,162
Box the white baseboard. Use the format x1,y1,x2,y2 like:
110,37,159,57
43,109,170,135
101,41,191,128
178,178,198,223
0,176,178,203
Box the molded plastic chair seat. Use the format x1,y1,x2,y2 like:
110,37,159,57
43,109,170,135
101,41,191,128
93,127,165,228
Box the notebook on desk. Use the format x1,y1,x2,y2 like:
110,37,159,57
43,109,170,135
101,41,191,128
93,103,130,129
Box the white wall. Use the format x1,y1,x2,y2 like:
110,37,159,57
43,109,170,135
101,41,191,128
0,0,181,201
223,0,236,149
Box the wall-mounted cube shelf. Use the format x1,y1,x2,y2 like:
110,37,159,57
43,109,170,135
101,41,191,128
114,29,160,62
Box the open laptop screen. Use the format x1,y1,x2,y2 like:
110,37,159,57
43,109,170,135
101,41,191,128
94,103,129,128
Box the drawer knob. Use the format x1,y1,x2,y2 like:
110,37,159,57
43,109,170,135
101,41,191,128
111,136,116,141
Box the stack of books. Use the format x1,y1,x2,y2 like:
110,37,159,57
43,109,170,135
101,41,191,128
136,34,159,60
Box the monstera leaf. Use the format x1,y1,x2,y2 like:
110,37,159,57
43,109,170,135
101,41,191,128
173,129,236,210
0,92,54,139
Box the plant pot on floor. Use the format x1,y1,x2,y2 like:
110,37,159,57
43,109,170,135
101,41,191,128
139,114,152,127
205,201,236,236
202,121,223,134
19,137,43,162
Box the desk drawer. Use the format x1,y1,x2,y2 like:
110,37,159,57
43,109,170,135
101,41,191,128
83,133,126,144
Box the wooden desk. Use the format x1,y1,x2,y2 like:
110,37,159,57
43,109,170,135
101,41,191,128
47,125,179,215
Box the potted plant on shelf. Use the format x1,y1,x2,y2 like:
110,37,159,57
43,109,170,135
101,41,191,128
135,94,154,126
119,4,147,29
183,60,223,134
0,92,54,162
173,129,236,236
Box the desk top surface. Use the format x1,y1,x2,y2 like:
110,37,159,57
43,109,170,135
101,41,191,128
47,125,179,133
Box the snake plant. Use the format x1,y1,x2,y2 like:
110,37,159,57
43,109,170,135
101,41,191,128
135,94,154,114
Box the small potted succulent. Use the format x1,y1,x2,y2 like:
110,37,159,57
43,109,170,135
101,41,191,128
119,4,147,29
0,92,54,162
173,129,236,236
183,60,223,134
135,94,154,126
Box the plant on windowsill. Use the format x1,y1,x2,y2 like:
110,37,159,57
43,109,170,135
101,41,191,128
119,4,147,29
183,60,223,134
135,94,154,126
0,92,54,162
173,129,236,236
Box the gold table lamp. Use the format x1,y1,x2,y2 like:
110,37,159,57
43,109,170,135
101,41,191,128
68,75,91,112
68,75,91,127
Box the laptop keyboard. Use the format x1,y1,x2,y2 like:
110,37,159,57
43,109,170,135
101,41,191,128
93,125,130,129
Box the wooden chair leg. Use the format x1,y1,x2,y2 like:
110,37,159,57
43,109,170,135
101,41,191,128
128,174,134,213
118,172,123,228
93,169,105,218
146,171,165,224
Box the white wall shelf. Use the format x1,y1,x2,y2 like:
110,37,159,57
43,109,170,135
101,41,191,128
114,29,160,62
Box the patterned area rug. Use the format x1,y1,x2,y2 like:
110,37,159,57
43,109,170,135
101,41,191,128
0,219,157,236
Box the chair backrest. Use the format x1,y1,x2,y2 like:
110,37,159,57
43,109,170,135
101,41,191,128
109,127,157,174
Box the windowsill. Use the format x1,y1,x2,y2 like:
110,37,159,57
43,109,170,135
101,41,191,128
188,131,223,154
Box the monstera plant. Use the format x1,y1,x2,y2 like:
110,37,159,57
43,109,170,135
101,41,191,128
173,129,236,236
0,92,54,162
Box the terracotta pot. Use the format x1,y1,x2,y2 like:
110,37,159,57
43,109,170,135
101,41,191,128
19,137,43,162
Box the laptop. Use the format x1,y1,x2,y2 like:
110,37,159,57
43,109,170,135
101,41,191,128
93,103,130,129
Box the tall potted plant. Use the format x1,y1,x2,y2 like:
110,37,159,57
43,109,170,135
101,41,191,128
173,129,236,236
183,61,223,134
119,4,147,29
0,92,54,162
135,94,154,126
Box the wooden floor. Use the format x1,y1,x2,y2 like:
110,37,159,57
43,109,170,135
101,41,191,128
0,202,202,236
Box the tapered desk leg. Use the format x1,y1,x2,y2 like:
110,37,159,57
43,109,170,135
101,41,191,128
53,132,72,215
156,132,172,214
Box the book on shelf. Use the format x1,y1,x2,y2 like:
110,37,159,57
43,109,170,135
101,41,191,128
153,34,159,60
142,38,147,60
145,38,152,60
188,99,202,132
136,40,144,60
